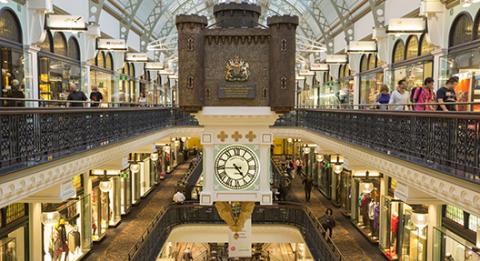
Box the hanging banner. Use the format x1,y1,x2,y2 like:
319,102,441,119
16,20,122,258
125,53,148,62
228,219,252,258
96,39,127,51
145,62,164,70
46,15,87,31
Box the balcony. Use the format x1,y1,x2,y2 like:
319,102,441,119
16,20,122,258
274,109,480,184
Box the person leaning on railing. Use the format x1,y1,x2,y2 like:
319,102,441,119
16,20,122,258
66,83,87,107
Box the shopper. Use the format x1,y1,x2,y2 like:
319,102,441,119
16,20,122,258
285,160,292,177
437,77,458,112
138,92,147,106
295,159,303,176
413,77,435,111
89,86,103,107
320,208,336,238
302,175,313,202
5,79,25,107
67,83,87,107
376,84,391,110
389,79,410,111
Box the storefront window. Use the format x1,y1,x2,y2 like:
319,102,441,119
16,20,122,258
91,180,108,241
449,13,473,47
352,176,381,243
318,73,340,107
359,53,384,106
434,228,480,261
419,34,433,56
90,51,114,103
38,31,82,102
392,40,405,64
0,203,28,261
406,36,419,60
118,63,136,103
0,8,24,104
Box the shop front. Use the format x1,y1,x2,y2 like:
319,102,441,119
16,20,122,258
350,170,382,243
0,8,25,106
89,176,109,241
316,155,332,199
41,175,91,260
318,73,340,107
359,54,384,106
0,203,29,261
38,31,82,102
433,205,480,261
90,51,114,104
334,168,352,216
379,178,429,261
118,63,136,103
129,153,154,198
338,64,354,106
441,11,480,111
391,34,434,93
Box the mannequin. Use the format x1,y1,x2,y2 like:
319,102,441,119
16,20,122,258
68,225,81,255
360,193,371,228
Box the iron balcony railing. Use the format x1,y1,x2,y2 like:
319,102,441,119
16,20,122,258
0,107,197,175
128,202,344,261
274,109,480,184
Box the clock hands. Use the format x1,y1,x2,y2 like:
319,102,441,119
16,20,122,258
232,163,244,176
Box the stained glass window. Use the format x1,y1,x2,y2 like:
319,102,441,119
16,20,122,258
406,35,419,60
449,13,473,47
0,9,21,43
392,40,405,64
446,205,464,225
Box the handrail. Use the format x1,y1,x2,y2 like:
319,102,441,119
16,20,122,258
178,156,203,199
274,109,480,183
127,202,344,261
0,97,169,108
0,107,198,175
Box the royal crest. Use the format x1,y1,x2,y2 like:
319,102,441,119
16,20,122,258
224,56,250,82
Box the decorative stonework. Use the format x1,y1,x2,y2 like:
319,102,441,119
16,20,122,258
231,131,242,142
271,128,480,217
1,127,203,209
246,131,256,142
217,131,228,142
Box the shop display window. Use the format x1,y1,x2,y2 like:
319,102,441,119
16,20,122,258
108,177,121,226
42,196,91,261
90,51,114,104
338,64,354,106
399,207,428,261
449,13,474,48
392,61,433,91
443,205,480,243
91,185,108,241
0,238,16,261
0,203,28,261
38,31,82,102
336,169,352,216
434,228,480,261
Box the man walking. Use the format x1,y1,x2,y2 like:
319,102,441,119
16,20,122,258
67,83,87,107
437,77,458,112
389,79,410,111
302,175,313,202
89,85,103,107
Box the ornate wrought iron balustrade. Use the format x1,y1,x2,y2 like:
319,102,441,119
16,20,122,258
128,203,343,261
0,107,197,175
274,109,480,184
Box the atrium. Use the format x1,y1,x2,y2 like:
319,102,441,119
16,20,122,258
0,0,479,260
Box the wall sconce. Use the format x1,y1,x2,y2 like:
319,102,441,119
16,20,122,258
99,178,113,193
316,154,324,162
150,152,159,161
411,212,429,230
333,164,344,174
130,163,140,173
41,211,60,226
287,138,293,143
361,182,374,193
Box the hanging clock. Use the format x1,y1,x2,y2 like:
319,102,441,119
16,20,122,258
214,145,259,190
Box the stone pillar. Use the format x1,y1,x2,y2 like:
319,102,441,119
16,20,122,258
25,46,40,105
378,175,388,246
29,203,42,261
427,204,442,261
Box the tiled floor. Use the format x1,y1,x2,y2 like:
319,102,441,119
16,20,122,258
84,161,190,261
288,174,386,261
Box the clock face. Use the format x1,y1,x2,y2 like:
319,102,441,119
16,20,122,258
215,145,259,190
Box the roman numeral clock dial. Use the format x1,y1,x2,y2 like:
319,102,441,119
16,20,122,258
214,145,259,190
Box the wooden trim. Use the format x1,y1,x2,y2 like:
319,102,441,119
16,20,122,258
442,218,477,244
0,216,28,238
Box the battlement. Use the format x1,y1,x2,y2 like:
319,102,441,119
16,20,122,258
176,15,208,26
267,15,299,26
213,3,261,28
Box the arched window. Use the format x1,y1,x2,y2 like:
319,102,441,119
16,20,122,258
0,8,22,43
39,31,53,52
339,65,345,79
129,63,135,77
53,32,67,56
67,37,80,60
392,39,405,64
122,62,129,75
405,35,419,59
96,51,105,68
360,54,369,72
344,64,350,77
105,52,114,70
475,10,480,40
367,54,377,70
419,34,433,56
449,13,473,47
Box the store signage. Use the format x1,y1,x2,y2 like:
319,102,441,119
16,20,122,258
96,38,127,51
60,180,76,200
325,54,348,64
120,172,129,178
310,63,329,71
169,74,178,80
125,52,148,62
387,18,426,34
46,15,87,31
159,69,175,75
228,219,252,258
347,41,377,53
145,62,164,70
